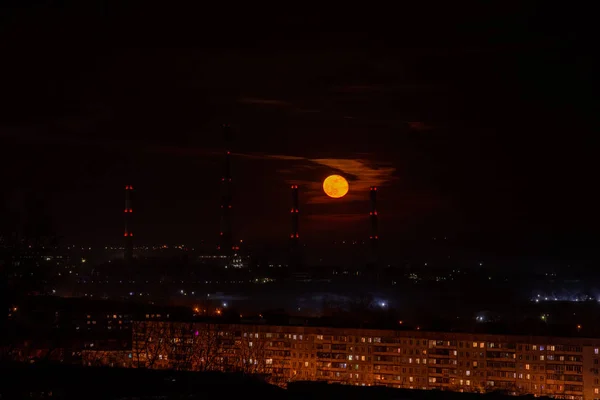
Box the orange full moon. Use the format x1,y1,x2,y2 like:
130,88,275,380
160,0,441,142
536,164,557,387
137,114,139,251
323,175,349,198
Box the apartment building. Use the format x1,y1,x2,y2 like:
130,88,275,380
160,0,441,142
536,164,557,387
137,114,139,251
85,321,600,399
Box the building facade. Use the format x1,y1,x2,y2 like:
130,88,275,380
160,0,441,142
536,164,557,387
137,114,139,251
85,321,600,399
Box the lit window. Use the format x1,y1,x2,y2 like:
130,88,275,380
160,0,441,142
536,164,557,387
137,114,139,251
480,342,484,348
317,335,323,340
348,355,353,360
410,377,414,382
293,335,297,340
249,342,253,347
540,355,545,361
596,348,599,355
595,388,599,394
361,356,365,361
526,374,530,380
540,345,545,351
473,342,477,348
466,370,471,376
466,380,471,386
473,361,478,367
409,358,413,363
266,358,272,365
305,361,309,367
526,364,530,370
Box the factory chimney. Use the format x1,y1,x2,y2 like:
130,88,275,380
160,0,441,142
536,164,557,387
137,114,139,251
218,124,234,263
290,185,299,245
124,185,133,262
289,184,304,273
368,186,379,270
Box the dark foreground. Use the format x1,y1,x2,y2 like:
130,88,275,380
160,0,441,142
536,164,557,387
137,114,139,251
1,363,553,400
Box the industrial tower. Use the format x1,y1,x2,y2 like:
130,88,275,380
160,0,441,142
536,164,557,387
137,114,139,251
289,184,304,273
218,124,234,262
124,185,134,262
290,185,299,245
368,186,379,271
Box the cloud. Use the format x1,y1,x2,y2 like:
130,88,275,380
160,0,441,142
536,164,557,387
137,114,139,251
333,84,385,93
238,97,292,107
307,158,395,204
408,121,433,131
267,155,397,204
238,98,327,117
267,154,305,161
294,109,321,114
306,213,367,223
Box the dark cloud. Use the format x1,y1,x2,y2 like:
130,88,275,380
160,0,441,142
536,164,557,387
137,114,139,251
238,98,293,107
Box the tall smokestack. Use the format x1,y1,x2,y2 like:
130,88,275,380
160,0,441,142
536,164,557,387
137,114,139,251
369,186,379,260
218,124,233,262
290,185,299,245
124,185,133,262
289,184,303,272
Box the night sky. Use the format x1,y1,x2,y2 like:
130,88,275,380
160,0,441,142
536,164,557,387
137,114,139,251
0,3,596,262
